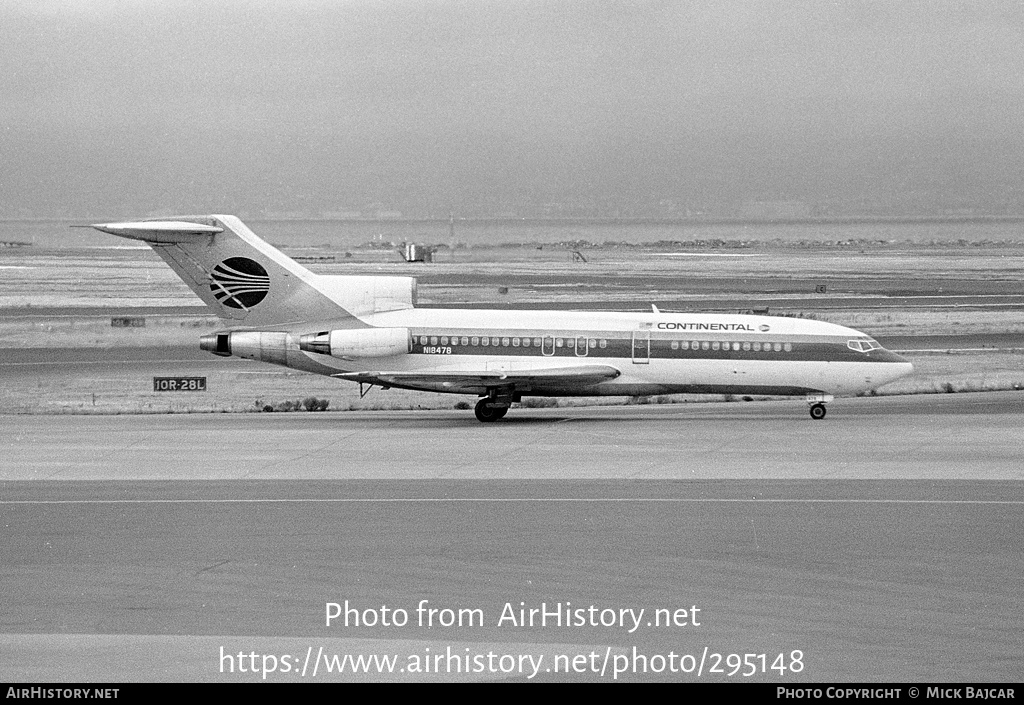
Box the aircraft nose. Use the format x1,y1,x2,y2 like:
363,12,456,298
865,347,914,386
873,348,911,365
881,351,914,382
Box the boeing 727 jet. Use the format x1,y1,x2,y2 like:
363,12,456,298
88,215,913,421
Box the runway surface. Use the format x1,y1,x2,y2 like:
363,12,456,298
2,393,1023,682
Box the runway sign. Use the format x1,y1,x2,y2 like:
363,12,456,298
153,377,207,392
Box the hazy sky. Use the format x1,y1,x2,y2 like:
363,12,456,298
2,0,1023,217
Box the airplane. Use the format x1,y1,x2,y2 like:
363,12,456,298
86,215,913,421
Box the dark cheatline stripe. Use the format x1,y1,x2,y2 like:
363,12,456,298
408,332,905,364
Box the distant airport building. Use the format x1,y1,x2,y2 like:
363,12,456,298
400,243,434,263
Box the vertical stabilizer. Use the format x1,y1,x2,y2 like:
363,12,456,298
89,215,353,327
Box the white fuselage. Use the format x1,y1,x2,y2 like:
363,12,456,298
278,308,913,398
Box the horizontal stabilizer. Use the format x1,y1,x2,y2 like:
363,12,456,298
79,220,224,243
334,364,621,394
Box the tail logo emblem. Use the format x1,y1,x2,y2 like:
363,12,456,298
210,257,270,309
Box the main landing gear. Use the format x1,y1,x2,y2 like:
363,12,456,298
474,398,509,422
806,394,833,420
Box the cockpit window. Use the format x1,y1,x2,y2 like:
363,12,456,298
847,338,882,353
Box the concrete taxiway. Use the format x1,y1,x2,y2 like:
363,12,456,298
2,392,1023,480
2,393,1023,682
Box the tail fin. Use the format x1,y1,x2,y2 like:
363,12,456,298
89,215,415,328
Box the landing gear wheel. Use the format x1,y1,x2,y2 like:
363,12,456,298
475,398,508,422
809,403,827,420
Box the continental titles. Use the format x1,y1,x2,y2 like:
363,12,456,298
657,322,758,331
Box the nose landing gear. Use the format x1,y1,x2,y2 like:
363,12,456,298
809,403,827,420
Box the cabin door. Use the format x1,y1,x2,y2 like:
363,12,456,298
632,329,650,364
574,336,589,357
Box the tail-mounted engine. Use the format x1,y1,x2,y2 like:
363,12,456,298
199,331,289,364
201,327,411,362
298,328,411,359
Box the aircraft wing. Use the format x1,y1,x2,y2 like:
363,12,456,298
333,364,621,394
